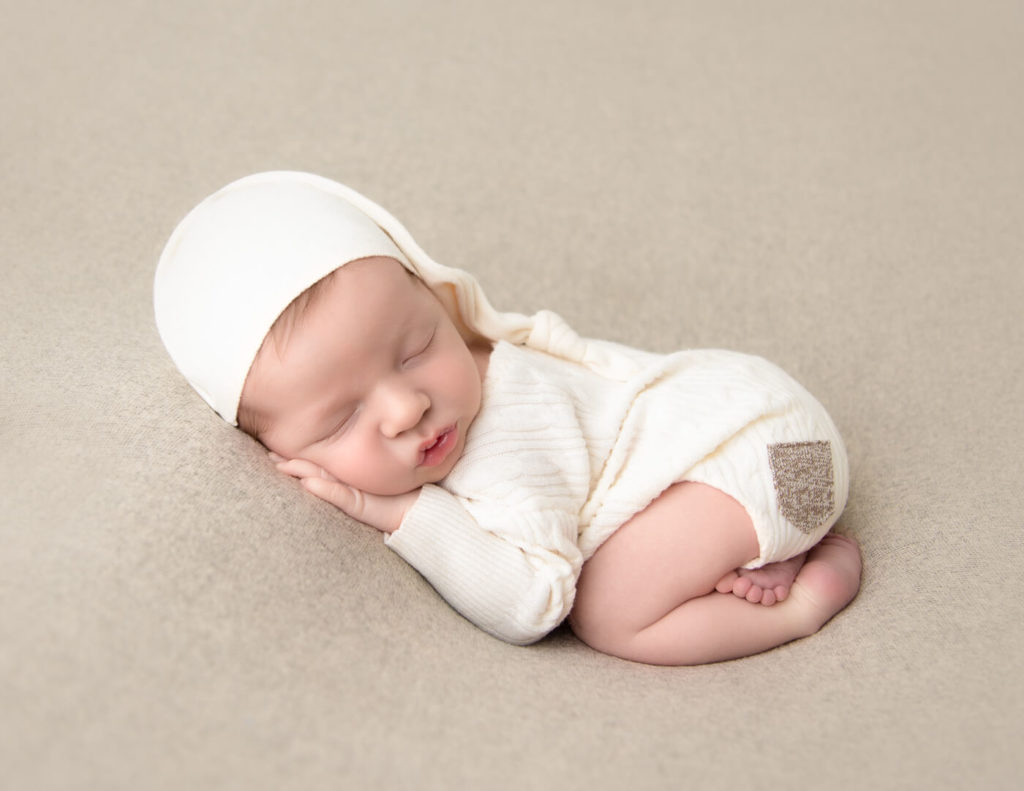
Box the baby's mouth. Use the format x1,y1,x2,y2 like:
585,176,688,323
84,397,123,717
419,425,457,467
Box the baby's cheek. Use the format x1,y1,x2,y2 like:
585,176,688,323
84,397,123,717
320,444,362,486
435,354,468,390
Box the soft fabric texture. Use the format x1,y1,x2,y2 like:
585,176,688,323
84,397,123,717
388,338,847,644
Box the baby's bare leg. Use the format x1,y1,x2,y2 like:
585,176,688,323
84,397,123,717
572,482,760,642
569,481,860,665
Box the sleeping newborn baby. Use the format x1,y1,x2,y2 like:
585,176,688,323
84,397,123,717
154,172,861,665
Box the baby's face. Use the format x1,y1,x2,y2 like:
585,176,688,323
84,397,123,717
241,257,486,496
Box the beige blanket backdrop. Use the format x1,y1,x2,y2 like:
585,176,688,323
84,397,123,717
3,2,1021,789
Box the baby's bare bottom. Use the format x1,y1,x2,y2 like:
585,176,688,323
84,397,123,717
569,481,860,665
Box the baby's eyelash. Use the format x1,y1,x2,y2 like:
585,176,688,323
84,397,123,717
323,410,357,442
403,329,436,364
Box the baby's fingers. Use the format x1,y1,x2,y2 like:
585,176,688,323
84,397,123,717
302,478,412,534
300,477,367,520
274,457,339,483
270,454,408,533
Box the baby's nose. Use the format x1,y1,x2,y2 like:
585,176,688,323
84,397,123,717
378,381,430,438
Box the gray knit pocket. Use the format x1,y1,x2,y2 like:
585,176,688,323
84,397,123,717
768,441,835,534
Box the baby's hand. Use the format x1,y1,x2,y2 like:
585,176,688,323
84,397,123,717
270,455,417,534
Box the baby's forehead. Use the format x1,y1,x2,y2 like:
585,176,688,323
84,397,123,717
329,255,420,291
303,256,431,323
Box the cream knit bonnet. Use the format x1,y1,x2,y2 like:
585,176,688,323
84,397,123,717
154,171,537,425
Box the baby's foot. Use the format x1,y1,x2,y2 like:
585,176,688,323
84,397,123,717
786,534,862,631
715,553,807,606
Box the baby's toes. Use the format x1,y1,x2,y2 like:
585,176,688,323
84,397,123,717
733,576,754,599
743,582,763,603
715,571,739,595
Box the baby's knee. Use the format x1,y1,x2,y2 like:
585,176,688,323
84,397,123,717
568,578,643,657
567,606,635,658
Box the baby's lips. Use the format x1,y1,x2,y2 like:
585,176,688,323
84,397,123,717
420,424,456,451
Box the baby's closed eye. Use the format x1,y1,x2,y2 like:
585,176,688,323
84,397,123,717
321,408,358,443
401,328,436,367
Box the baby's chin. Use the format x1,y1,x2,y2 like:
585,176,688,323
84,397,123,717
349,444,464,495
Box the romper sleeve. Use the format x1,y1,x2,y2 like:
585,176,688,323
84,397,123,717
385,483,584,645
